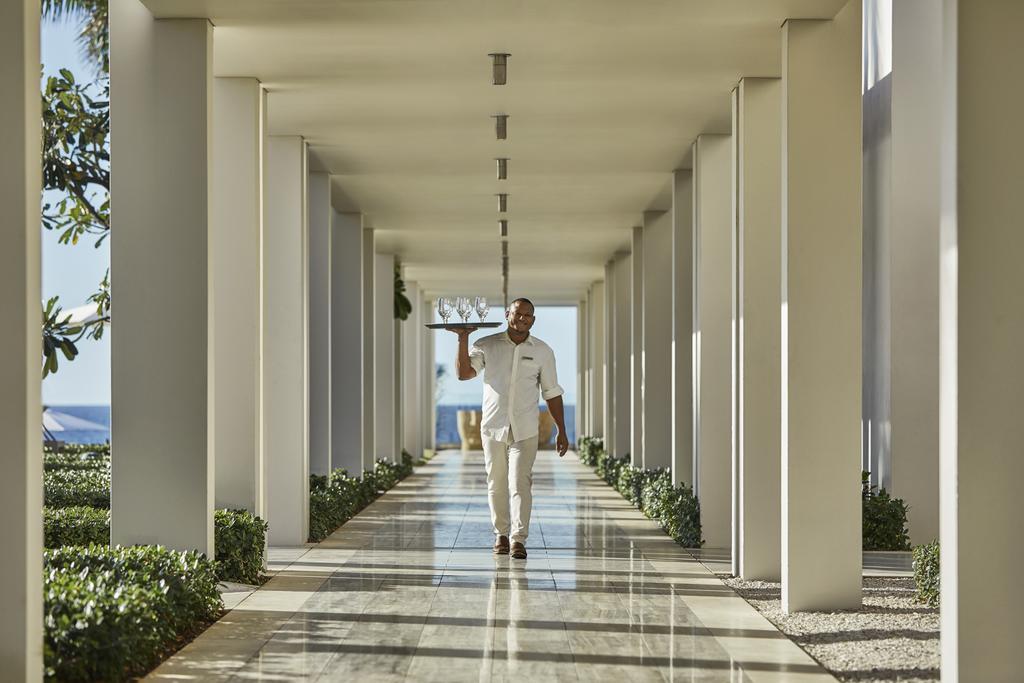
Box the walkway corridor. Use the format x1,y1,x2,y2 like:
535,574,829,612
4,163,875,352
149,452,834,682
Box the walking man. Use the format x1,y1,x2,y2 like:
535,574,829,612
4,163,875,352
452,298,569,559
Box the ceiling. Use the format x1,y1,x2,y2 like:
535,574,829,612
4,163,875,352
142,0,848,302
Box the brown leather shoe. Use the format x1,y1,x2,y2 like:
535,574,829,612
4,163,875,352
511,542,527,559
493,535,510,555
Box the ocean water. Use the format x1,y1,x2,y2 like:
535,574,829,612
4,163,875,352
436,404,576,448
44,404,578,449
45,405,110,445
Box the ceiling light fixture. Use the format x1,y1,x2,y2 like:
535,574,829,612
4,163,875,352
497,193,508,212
499,219,509,238
496,158,508,180
493,114,508,140
488,53,510,85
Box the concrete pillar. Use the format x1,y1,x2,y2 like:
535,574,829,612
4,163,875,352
693,134,733,550
263,136,309,545
604,262,616,452
331,212,364,474
402,281,424,458
733,78,782,580
307,172,331,476
362,229,375,470
0,0,42,676
589,281,606,438
612,254,632,458
212,78,264,514
889,0,941,545
375,252,396,461
110,3,214,555
671,170,695,487
940,1,1024,678
642,211,672,470
576,298,587,440
422,298,436,451
780,0,862,612
630,227,644,465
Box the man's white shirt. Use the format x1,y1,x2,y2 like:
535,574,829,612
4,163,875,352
468,331,564,443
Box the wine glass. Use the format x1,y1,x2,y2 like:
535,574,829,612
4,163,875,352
474,296,490,322
437,297,453,324
455,296,473,323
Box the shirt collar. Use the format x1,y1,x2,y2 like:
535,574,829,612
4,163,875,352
505,330,534,346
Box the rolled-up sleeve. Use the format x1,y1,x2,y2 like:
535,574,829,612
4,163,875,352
469,341,486,373
539,347,564,400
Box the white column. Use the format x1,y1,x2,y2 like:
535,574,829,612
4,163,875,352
612,254,632,458
375,252,396,461
734,78,782,580
589,281,606,438
307,172,331,476
422,297,436,452
642,211,672,470
331,212,364,473
576,298,587,441
0,1,41,676
263,136,309,545
671,170,695,486
603,262,616,452
361,229,375,470
212,78,264,514
941,1,1024,678
693,134,733,550
110,3,214,555
402,281,423,458
780,0,862,612
630,227,644,465
889,0,941,545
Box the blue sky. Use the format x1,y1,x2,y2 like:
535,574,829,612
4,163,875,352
41,17,111,406
433,305,578,405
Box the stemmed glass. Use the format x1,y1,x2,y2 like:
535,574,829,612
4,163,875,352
474,296,490,323
437,297,454,324
455,296,473,323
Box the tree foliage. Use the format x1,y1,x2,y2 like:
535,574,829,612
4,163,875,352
40,0,111,377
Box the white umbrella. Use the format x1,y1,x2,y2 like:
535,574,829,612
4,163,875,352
42,408,107,433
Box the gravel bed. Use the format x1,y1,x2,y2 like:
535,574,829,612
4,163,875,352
722,576,939,682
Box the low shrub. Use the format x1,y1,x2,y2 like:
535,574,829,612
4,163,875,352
657,482,703,548
43,506,110,548
309,469,371,542
214,509,268,585
862,471,911,551
44,544,222,682
596,451,629,486
44,468,110,509
44,442,111,459
912,540,940,607
43,449,110,472
577,436,604,467
616,465,646,506
639,469,672,518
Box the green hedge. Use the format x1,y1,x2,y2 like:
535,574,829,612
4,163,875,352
44,506,110,547
862,471,911,551
308,450,416,543
579,436,703,548
912,540,940,607
43,449,110,472
214,509,268,585
44,545,222,682
44,468,110,509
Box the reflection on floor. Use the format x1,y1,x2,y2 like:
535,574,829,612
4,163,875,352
147,450,836,682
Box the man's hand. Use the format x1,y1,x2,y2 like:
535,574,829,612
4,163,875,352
556,431,569,457
453,327,478,380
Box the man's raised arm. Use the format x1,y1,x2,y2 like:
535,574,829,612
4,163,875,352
454,328,478,380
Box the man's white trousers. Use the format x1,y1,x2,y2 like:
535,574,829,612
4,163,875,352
482,434,539,544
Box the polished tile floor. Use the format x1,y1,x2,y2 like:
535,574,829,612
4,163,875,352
148,451,835,682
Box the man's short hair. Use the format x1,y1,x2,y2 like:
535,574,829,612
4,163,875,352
508,297,535,311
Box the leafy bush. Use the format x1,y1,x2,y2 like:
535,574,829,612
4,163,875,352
44,468,110,508
44,545,222,682
596,451,629,486
576,436,604,467
862,471,911,551
309,469,372,542
43,449,110,472
639,469,672,517
912,540,940,607
657,482,703,548
616,465,646,505
43,506,110,548
44,442,111,458
214,509,268,585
